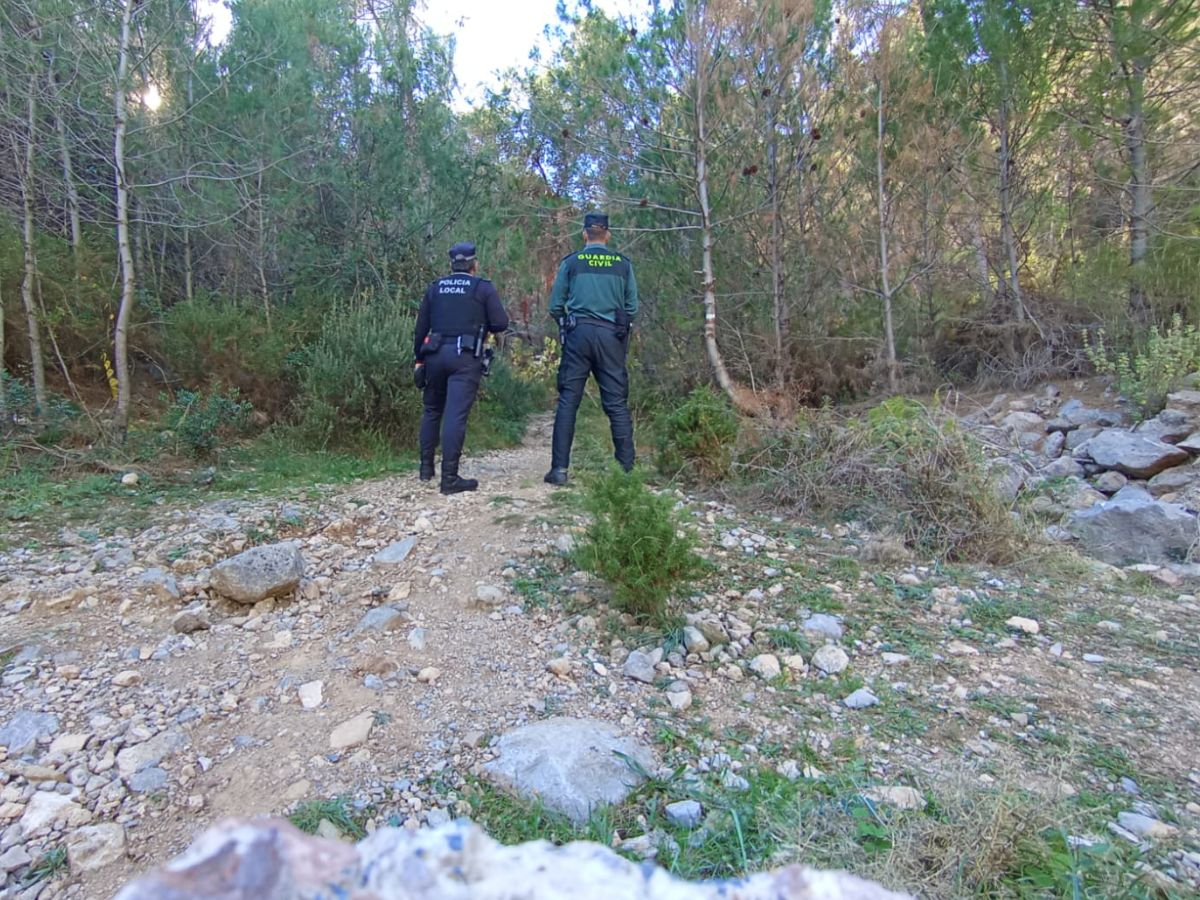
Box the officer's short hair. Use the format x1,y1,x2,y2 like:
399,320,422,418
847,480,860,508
583,211,609,240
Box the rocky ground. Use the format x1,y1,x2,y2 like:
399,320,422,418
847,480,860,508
2,410,1199,898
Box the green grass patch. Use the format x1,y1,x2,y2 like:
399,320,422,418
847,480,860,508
288,796,372,840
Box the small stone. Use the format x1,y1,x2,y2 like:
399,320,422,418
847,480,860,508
1082,653,1105,664
1117,812,1177,841
298,681,324,709
665,800,703,828
112,670,143,687
19,792,80,832
49,733,90,755
622,650,656,684
329,712,374,750
68,822,127,872
0,846,32,873
666,689,692,710
0,710,60,756
547,658,572,678
472,585,505,608
880,652,909,665
863,786,925,811
407,628,427,651
802,614,844,640
355,606,407,633
129,767,168,792
946,641,979,656
1011,712,1029,728
812,645,849,675
373,538,417,568
172,606,211,634
417,667,441,684
781,654,807,671
682,626,710,654
843,688,879,709
1005,616,1040,635
121,472,139,486
748,654,781,680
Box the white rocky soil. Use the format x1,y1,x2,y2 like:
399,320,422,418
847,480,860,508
2,411,1199,898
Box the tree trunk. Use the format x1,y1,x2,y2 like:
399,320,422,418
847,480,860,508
256,167,272,326
20,73,48,417
184,231,194,302
113,0,137,438
767,97,787,394
875,80,898,392
1124,57,1151,321
690,9,755,416
996,64,1025,326
52,94,82,256
969,213,993,308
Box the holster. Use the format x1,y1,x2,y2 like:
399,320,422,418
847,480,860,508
614,308,632,342
417,332,443,359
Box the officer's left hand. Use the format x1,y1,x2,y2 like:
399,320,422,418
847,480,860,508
413,363,427,390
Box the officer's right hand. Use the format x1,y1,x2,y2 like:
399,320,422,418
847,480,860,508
413,363,427,390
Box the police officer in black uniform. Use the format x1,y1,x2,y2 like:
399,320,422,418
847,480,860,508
544,212,638,485
414,242,509,495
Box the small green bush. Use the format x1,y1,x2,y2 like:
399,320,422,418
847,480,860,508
295,296,421,447
161,388,253,457
574,468,705,623
655,385,739,481
1085,313,1200,418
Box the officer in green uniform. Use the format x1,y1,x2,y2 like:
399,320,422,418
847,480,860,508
544,212,638,485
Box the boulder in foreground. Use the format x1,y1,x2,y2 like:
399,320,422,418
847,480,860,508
209,542,305,604
114,817,910,899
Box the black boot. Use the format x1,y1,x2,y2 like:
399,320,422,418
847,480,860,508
543,468,568,486
419,457,436,482
439,461,478,495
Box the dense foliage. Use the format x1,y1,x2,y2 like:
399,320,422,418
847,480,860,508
0,0,1197,433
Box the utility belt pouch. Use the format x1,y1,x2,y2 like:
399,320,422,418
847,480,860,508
613,308,631,341
418,332,443,359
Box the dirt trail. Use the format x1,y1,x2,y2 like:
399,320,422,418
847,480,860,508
3,411,1200,898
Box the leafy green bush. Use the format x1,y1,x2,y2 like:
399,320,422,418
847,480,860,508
1085,313,1200,418
294,296,421,447
573,468,705,623
655,385,739,481
738,397,1022,563
161,388,253,457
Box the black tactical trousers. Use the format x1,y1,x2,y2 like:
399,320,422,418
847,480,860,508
551,321,634,471
419,344,483,472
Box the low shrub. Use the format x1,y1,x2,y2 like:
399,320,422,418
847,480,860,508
655,385,739,482
159,297,313,416
737,397,1022,563
160,388,253,457
294,296,421,447
573,468,705,623
1085,313,1200,418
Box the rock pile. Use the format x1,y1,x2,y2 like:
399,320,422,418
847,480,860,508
114,817,909,899
968,389,1200,570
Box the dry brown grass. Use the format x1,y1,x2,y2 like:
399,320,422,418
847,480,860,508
734,397,1025,563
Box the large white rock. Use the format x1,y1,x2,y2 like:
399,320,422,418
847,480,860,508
19,792,80,833
114,818,910,899
67,823,127,872
210,542,305,604
483,717,655,824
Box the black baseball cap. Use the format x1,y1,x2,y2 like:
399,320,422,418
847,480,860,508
583,212,609,229
448,242,476,262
